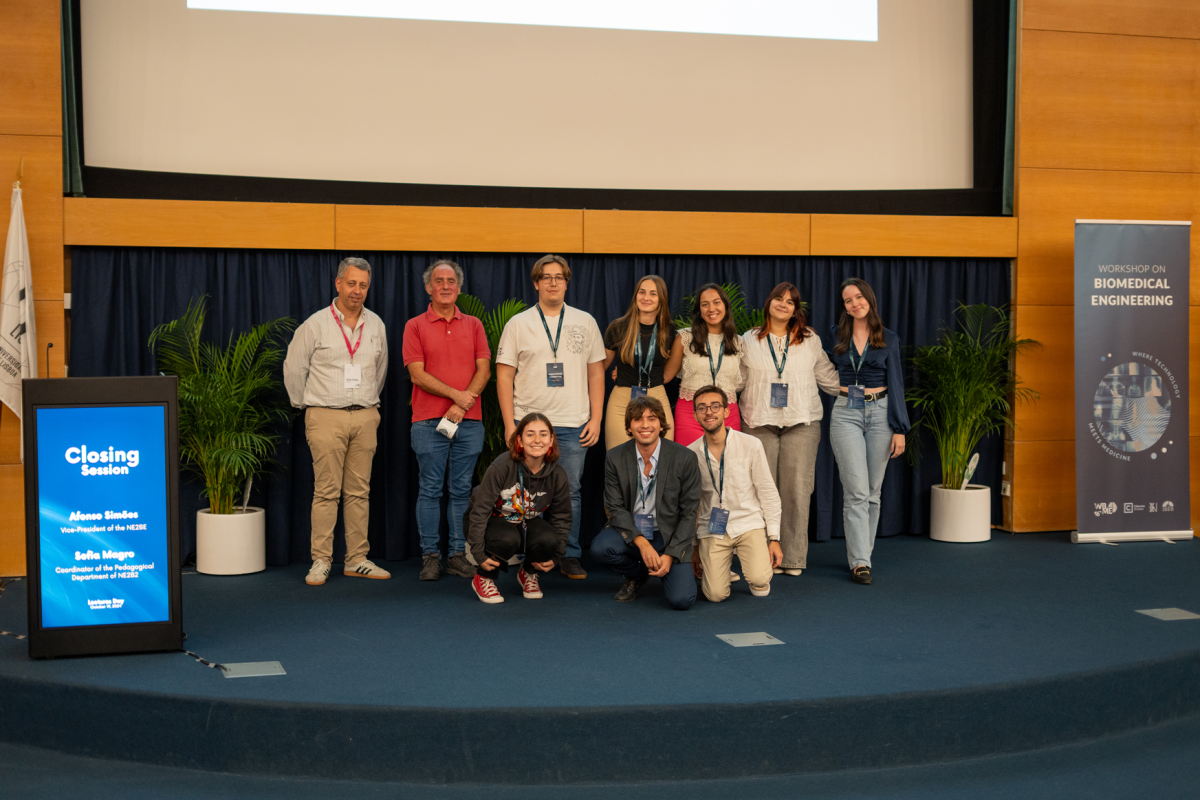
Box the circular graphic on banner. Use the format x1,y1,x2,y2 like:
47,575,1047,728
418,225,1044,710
1093,362,1171,453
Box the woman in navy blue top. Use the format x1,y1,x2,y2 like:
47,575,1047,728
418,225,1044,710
826,278,910,586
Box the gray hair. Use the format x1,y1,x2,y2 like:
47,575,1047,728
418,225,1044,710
337,257,372,280
423,259,465,290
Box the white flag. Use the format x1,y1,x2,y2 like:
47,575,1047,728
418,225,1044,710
1,184,38,437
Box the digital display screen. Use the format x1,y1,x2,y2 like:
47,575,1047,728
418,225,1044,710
35,406,171,629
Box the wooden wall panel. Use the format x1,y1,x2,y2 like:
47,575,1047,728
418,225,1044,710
1193,308,1200,438
1011,439,1076,532
1024,0,1200,40
0,405,18,465
1013,305,1073,441
810,215,1018,258
0,0,60,136
1020,30,1199,174
0,135,64,300
583,210,809,255
1193,438,1200,535
0,465,22,576
336,205,583,253
32,300,66,378
63,198,337,250
1015,169,1197,305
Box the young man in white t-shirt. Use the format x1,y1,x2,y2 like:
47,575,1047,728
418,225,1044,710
496,255,606,579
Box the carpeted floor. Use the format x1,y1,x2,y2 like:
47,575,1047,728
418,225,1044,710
2,532,1198,708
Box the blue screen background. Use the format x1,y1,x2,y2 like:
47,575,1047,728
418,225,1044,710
37,405,170,628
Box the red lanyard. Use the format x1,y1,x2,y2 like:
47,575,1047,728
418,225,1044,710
331,301,364,362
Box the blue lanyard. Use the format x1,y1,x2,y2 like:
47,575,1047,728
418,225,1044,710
707,337,725,383
537,305,564,360
766,333,788,379
702,432,726,507
634,322,658,387
849,340,868,385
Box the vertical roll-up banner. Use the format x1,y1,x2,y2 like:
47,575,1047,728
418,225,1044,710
1073,220,1192,543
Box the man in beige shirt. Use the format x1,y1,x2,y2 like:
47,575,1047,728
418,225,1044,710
688,384,784,602
284,257,391,586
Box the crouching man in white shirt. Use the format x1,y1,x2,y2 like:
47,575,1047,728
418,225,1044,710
688,384,784,601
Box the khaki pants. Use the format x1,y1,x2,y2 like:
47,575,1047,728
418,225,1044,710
305,406,380,565
605,385,675,450
746,422,820,570
699,528,772,603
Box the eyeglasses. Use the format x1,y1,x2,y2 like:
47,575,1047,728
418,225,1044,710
695,403,725,414
539,275,567,284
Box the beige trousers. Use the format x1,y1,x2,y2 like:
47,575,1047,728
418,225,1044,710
604,384,676,450
305,406,380,564
745,422,820,570
699,528,772,603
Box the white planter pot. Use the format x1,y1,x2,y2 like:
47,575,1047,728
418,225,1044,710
929,485,991,543
196,507,266,575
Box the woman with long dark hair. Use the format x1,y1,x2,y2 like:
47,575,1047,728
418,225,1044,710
465,413,572,603
739,283,840,577
603,276,681,449
671,283,743,445
826,278,909,586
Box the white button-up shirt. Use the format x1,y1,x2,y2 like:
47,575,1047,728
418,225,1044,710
688,428,782,541
284,301,389,409
738,328,840,428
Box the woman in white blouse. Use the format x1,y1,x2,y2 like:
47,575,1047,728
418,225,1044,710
740,282,840,576
672,283,744,446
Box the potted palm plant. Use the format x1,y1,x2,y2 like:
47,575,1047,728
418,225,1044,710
908,304,1038,543
150,298,295,574
455,293,527,479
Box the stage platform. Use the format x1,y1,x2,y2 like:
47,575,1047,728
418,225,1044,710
2,532,1199,790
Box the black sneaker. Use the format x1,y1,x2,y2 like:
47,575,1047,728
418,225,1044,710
419,553,442,581
559,557,587,580
445,553,474,578
851,565,873,585
614,575,648,602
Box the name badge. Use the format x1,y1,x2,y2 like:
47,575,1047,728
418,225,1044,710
848,385,866,409
707,507,730,535
630,385,648,399
770,383,788,408
634,513,655,537
546,362,565,387
344,363,362,389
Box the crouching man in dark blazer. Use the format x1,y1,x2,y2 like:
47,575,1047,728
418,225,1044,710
589,396,702,609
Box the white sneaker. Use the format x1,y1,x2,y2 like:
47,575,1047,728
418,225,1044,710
750,584,771,597
772,567,783,575
344,559,392,580
729,570,741,583
783,568,803,576
306,559,331,586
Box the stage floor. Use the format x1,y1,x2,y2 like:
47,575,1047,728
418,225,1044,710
2,531,1199,785
2,532,1199,709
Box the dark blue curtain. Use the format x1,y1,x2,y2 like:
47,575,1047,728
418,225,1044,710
70,247,1010,566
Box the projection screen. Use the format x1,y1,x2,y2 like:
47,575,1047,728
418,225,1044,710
81,0,972,192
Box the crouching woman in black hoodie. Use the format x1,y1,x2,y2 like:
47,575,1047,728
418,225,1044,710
466,413,572,604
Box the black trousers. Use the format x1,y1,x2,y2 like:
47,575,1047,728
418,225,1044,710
478,516,560,576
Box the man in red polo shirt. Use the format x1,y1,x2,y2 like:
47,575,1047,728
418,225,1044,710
403,259,492,581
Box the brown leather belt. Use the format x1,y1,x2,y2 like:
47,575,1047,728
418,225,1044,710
338,405,368,412
839,389,888,402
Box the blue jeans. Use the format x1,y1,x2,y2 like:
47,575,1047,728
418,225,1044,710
829,397,895,569
410,418,485,556
589,526,696,610
553,424,588,559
